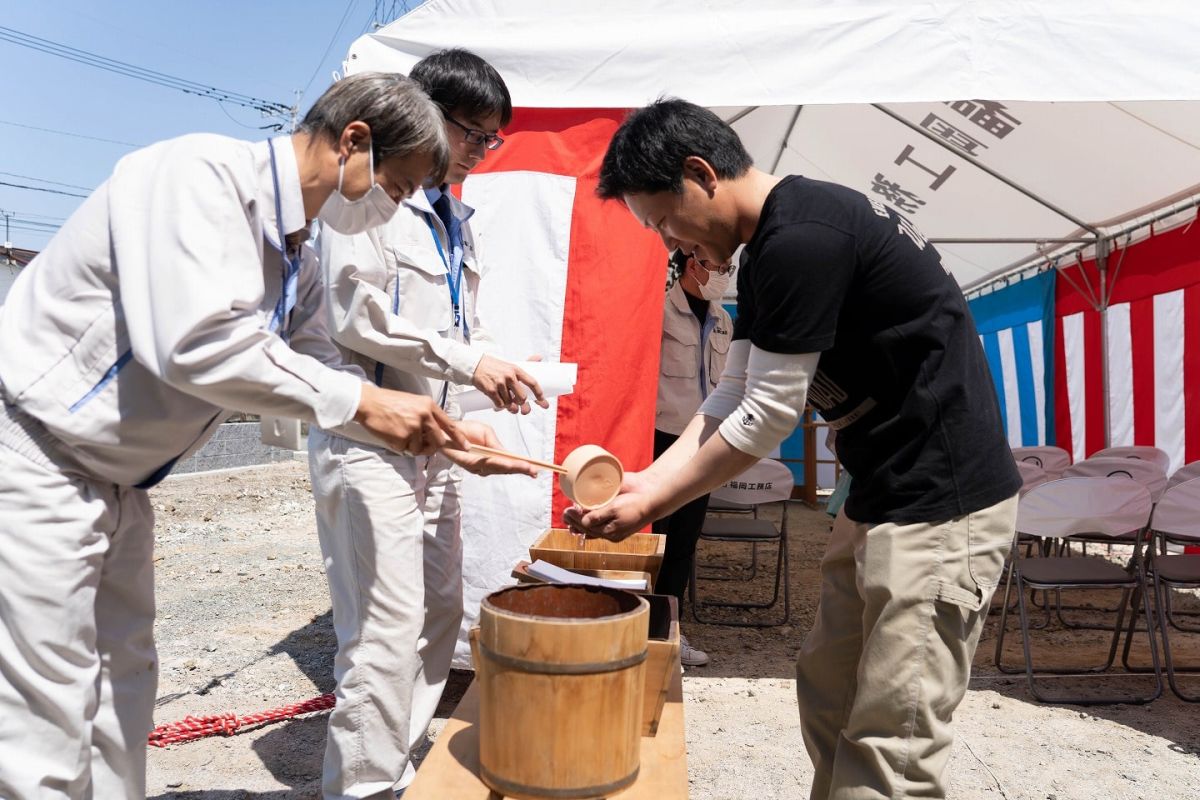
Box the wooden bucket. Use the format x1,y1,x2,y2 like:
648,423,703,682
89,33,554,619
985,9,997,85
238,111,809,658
470,584,649,799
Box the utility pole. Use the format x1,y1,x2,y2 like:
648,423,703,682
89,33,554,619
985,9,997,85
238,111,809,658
1,210,11,265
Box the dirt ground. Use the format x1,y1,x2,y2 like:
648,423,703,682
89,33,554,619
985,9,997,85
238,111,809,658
145,461,1200,799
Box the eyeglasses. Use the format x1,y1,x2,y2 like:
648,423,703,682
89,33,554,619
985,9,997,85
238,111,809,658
446,116,504,150
681,252,735,276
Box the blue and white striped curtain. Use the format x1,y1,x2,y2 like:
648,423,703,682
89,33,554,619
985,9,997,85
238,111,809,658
967,271,1056,448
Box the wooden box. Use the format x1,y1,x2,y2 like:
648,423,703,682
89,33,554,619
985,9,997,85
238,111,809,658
642,594,680,737
529,529,667,589
510,560,653,593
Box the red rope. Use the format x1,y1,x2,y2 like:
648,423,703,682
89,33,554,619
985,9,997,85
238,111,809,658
147,693,336,747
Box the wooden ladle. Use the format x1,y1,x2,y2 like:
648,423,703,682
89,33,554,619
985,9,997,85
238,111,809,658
467,443,624,510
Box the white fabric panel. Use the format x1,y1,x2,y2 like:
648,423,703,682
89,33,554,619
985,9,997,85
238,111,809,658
349,1,1200,105
996,328,1023,447
1062,313,1087,463
1105,303,1134,447
1154,290,1187,473
1026,319,1047,445
454,171,576,667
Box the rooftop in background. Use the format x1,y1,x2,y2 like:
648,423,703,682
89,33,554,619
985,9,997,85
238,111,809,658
1,245,37,268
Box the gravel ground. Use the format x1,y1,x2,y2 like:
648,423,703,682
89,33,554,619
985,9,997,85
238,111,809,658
145,461,1200,799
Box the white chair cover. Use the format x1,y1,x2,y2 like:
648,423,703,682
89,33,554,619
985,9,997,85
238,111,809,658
1063,456,1168,503
1016,460,1050,496
1090,445,1172,474
710,458,794,505
1150,477,1200,542
1167,460,1200,490
1012,446,1072,478
1017,477,1152,539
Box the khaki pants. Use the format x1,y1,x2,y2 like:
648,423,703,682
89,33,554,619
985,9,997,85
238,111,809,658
796,494,1017,800
308,429,464,800
0,406,157,800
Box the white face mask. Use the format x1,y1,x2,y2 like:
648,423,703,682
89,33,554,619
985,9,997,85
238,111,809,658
698,269,730,301
317,145,399,235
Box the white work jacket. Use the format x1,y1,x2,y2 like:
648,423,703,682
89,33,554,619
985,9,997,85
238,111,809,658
0,134,363,487
318,186,496,423
655,282,733,436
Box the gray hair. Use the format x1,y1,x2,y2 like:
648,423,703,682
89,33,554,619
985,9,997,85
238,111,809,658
300,72,449,184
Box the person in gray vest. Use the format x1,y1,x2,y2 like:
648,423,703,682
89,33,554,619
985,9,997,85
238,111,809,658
653,250,732,667
0,73,525,800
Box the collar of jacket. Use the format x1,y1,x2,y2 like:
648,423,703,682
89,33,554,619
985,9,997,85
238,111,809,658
407,183,476,223
667,280,720,317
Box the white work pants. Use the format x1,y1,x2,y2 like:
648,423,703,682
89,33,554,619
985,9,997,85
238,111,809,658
0,406,157,800
308,428,464,800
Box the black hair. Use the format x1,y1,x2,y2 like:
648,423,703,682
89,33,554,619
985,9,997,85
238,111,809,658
409,48,513,128
597,98,752,199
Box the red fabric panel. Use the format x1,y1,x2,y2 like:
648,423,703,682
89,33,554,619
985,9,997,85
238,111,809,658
475,108,631,179
1083,309,1105,457
1130,297,1156,446
1186,284,1200,465
1053,315,1072,455
551,175,664,523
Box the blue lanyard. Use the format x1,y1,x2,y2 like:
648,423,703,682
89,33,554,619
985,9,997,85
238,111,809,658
267,139,300,342
423,211,470,343
699,311,717,399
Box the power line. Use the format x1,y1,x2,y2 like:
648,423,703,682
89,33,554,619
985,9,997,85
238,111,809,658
0,119,143,148
0,172,93,192
0,25,291,117
0,180,88,199
301,0,360,101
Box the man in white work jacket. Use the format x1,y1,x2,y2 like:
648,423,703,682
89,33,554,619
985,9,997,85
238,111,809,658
653,250,732,667
0,73,526,800
311,50,545,799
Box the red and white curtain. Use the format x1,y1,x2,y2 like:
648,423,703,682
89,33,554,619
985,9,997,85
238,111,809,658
454,108,664,662
1054,220,1200,473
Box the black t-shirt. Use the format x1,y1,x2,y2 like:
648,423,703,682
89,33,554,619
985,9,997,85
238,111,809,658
735,176,1020,523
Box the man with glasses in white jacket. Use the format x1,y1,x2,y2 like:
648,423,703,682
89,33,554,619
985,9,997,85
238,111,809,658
0,73,526,800
311,50,546,799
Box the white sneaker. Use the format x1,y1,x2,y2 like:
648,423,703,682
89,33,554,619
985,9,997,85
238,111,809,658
679,634,710,667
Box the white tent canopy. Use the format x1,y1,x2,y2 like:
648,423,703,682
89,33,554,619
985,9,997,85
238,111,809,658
346,0,1200,290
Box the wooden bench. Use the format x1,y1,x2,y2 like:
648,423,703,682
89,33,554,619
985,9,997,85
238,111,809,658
406,661,687,798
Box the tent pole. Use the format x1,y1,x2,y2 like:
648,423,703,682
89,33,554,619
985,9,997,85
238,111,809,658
1097,237,1111,450
769,106,804,174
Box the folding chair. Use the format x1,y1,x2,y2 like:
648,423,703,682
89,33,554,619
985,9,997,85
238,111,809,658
1016,461,1050,496
1064,456,1168,503
690,459,793,628
993,477,1162,704
1139,477,1200,701
1167,460,1200,490
1090,445,1172,475
1034,458,1167,630
1012,445,1072,478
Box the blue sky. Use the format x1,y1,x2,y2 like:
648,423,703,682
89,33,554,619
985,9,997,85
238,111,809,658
0,1,423,250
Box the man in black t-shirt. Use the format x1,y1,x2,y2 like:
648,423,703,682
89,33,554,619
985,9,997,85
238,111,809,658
566,99,1021,800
